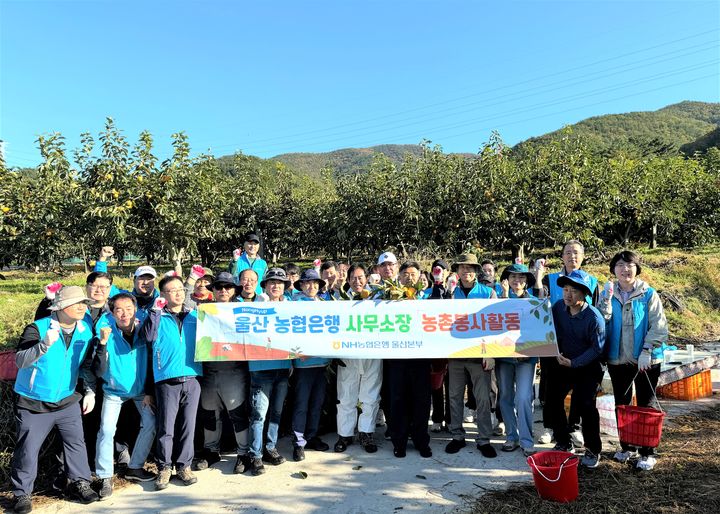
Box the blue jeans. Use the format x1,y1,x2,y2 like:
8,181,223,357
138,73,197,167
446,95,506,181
496,358,537,449
249,369,289,458
96,393,156,478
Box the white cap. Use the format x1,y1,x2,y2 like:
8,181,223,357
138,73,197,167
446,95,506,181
134,265,157,278
377,252,398,265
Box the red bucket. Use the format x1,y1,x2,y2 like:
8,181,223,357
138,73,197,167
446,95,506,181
527,451,579,503
616,405,665,448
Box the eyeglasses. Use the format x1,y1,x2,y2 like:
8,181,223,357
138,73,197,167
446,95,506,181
614,262,637,270
88,285,110,291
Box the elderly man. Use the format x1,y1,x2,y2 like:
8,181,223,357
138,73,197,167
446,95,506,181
11,286,99,513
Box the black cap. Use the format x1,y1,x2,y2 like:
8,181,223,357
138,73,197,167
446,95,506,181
431,259,449,271
245,232,260,243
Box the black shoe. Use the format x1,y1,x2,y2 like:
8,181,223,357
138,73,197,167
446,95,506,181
306,437,329,451
445,439,466,454
477,443,497,458
263,448,286,465
124,467,157,482
555,441,575,452
97,478,112,500
334,436,353,453
234,454,251,474
393,447,407,458
66,479,99,504
250,457,266,476
418,447,433,458
195,450,221,470
13,494,32,514
51,474,67,493
293,446,306,462
359,432,378,453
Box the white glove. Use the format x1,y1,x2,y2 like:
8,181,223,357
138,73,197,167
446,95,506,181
432,266,444,285
99,246,114,261
638,350,652,371
164,270,180,278
189,265,205,281
44,320,60,346
447,274,458,294
313,258,322,272
368,273,381,285
82,394,95,415
232,248,242,261
483,358,495,371
98,326,112,345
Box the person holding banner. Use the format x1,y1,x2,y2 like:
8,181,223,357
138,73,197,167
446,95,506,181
496,264,538,456
334,264,381,453
245,268,293,475
195,272,252,475
385,260,433,459
290,269,331,462
600,250,668,471
546,270,605,469
139,275,202,490
445,253,498,458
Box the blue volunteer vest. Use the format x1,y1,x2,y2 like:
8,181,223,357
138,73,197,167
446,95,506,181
95,316,148,397
452,281,494,299
548,271,598,306
606,288,657,361
152,310,202,382
15,317,93,402
234,253,268,295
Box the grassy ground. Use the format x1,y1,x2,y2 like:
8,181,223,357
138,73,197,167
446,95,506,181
468,404,720,513
1,247,719,348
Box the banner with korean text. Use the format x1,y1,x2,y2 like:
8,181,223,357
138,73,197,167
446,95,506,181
194,298,559,361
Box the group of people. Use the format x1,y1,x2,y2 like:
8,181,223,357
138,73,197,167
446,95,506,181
9,234,668,514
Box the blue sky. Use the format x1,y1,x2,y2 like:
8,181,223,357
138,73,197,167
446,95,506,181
1,0,718,168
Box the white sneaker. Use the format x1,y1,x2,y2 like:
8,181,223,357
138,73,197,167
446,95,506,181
430,422,442,433
613,450,638,463
537,428,553,444
570,429,584,448
463,407,475,424
376,409,386,427
636,455,657,471
493,422,506,436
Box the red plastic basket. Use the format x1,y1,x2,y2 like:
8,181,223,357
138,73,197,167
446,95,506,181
616,405,665,448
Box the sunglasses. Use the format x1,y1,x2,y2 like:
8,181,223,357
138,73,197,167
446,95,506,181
213,284,235,290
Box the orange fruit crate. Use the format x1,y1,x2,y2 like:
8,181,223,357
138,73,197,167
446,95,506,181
657,369,713,401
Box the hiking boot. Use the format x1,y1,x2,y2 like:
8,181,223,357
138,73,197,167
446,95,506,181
359,432,377,453
97,478,113,500
263,447,286,465
393,447,406,458
636,455,657,471
445,438,466,454
293,446,306,462
334,436,353,453
124,467,156,482
13,495,32,514
477,443,497,458
537,428,553,444
552,442,574,453
176,467,197,486
614,450,638,463
250,457,266,476
306,437,329,451
195,450,221,470
66,479,99,504
51,474,67,493
155,467,171,491
581,450,601,469
234,454,251,474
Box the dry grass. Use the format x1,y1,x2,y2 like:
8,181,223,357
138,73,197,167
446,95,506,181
467,405,720,513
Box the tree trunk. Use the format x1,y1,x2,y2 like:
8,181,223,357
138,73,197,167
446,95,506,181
650,223,658,249
511,244,525,264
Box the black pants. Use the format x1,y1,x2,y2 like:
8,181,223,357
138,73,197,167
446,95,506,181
608,362,661,456
12,402,92,496
431,373,451,425
385,359,431,452
155,378,200,470
545,361,603,455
